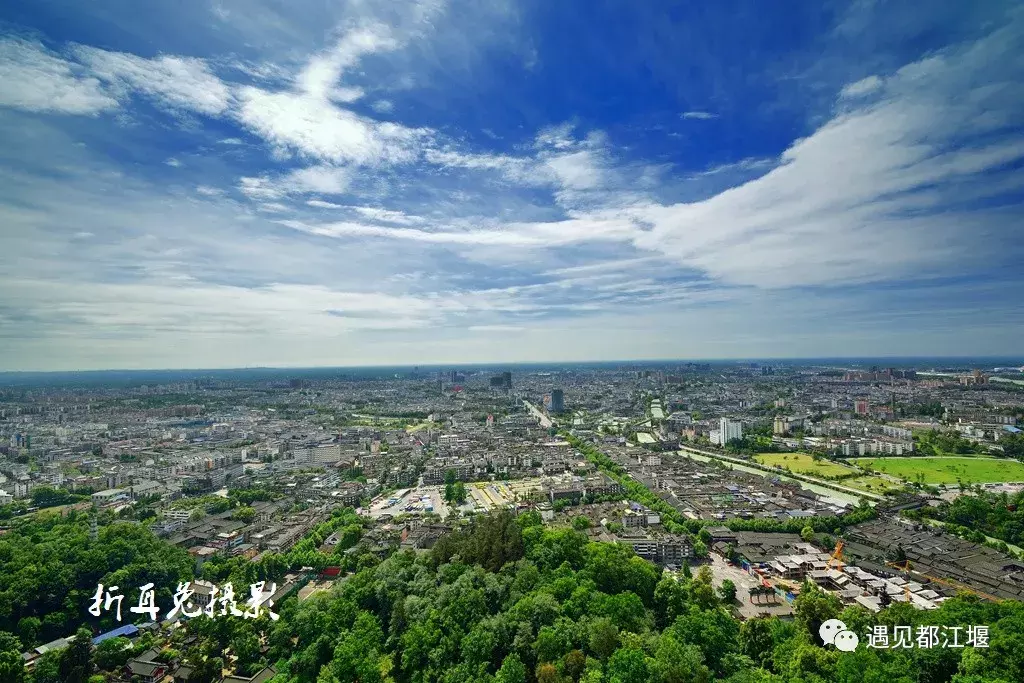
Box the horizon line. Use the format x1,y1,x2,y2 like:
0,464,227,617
1,355,1022,377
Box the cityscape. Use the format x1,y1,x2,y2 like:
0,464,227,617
3,0,1024,682
2,359,1024,682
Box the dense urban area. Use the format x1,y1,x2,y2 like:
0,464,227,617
3,360,1024,683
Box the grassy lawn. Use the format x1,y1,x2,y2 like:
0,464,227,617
754,452,857,478
843,475,903,494
928,447,989,458
850,456,1024,485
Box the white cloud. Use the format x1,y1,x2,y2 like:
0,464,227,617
73,46,232,115
224,21,437,167
0,38,118,114
630,25,1024,288
307,199,345,209
839,75,884,98
700,157,775,176
296,25,398,101
165,158,183,167
423,147,531,177
235,85,429,164
681,111,717,120
0,276,447,341
350,206,423,224
302,202,421,224
286,165,351,193
544,149,605,190
281,214,638,247
238,176,282,201
3,2,1023,370
535,122,577,149
240,164,350,201
424,128,615,194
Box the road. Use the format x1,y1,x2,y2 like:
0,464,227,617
523,400,553,428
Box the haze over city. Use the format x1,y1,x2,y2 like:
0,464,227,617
1,0,1023,371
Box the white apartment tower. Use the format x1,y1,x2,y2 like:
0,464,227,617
718,418,743,445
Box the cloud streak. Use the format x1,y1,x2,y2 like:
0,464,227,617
681,111,717,120
0,38,118,114
0,0,1022,369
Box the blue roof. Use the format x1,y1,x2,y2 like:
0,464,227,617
1003,425,1021,433
92,624,138,645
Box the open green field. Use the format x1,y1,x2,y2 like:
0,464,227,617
843,475,903,494
850,456,1024,485
754,452,856,478
405,421,439,433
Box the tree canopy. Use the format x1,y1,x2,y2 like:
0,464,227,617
176,510,1024,683
0,513,193,646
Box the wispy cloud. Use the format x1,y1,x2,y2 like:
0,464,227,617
0,0,1022,369
839,75,883,98
239,165,351,199
73,46,233,116
0,38,118,114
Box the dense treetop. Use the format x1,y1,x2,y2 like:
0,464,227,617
227,511,1024,682
0,511,194,646
5,506,1024,682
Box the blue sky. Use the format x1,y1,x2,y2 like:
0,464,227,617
1,0,1023,371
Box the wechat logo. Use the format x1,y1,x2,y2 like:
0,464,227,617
819,619,859,652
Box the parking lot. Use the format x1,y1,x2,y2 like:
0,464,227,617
366,486,449,518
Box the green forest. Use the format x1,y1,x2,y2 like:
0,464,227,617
915,432,988,457
909,488,1024,546
4,509,1024,682
0,512,194,646
0,505,368,650
245,510,1024,683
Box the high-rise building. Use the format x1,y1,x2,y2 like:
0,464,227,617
547,389,565,414
503,371,512,389
718,417,743,444
855,400,869,415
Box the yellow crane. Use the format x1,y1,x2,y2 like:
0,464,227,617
827,540,845,571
